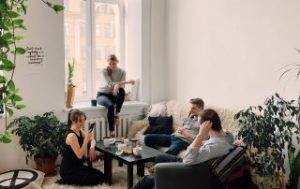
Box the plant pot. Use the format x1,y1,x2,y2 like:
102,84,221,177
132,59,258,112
66,85,75,108
251,172,286,189
34,156,57,175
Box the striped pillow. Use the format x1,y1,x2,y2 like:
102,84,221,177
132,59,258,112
209,146,246,183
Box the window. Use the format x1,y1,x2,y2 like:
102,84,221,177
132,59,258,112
64,0,124,101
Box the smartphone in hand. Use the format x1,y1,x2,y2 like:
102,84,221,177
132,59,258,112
89,122,96,132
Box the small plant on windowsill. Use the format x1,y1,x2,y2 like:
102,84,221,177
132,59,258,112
66,59,76,108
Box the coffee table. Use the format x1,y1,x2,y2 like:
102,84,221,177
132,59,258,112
95,141,164,189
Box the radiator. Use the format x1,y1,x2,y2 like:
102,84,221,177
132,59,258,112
86,115,132,141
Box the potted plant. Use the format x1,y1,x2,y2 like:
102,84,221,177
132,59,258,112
287,150,300,189
8,112,68,174
66,59,75,108
235,93,300,189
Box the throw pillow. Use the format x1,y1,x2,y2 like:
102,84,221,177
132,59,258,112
210,146,246,183
125,79,139,101
143,116,173,135
147,102,167,117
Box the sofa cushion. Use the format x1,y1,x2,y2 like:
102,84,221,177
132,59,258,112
147,102,167,117
144,116,173,135
210,146,246,183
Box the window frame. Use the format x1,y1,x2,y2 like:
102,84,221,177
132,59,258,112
65,0,125,102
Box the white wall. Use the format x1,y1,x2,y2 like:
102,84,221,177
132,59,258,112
149,0,166,103
0,0,65,172
166,0,300,108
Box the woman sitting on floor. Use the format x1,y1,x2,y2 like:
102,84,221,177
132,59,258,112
58,109,104,186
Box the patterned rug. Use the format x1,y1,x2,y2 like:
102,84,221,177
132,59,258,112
42,160,140,189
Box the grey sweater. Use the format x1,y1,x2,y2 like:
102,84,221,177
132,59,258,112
173,116,200,143
99,68,126,94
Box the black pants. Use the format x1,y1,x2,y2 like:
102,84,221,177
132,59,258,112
58,166,104,186
133,154,182,189
97,88,125,131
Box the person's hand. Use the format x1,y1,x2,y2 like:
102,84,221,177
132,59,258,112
113,83,120,96
84,130,93,143
89,147,97,161
198,121,212,138
128,80,135,85
177,127,189,137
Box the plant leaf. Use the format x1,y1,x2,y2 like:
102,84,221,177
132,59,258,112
0,59,15,71
15,47,26,55
52,5,64,13
7,80,15,91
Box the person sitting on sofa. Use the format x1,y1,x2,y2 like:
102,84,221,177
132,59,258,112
133,109,233,189
144,98,204,155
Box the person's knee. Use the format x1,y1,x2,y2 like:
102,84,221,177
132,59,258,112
107,105,115,113
118,88,125,96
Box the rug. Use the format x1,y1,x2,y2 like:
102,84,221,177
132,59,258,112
42,160,140,189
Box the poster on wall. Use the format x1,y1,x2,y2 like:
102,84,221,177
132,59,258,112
25,46,46,74
26,46,45,65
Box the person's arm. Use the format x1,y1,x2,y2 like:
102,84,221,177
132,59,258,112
66,133,89,159
177,128,197,143
183,142,220,165
182,121,212,165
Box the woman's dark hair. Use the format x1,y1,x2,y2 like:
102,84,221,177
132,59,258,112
67,109,86,128
107,54,119,76
190,98,204,109
200,109,222,131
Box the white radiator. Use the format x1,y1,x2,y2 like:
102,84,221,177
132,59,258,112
86,115,132,141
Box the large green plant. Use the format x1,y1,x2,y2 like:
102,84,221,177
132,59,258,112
235,93,300,177
8,112,69,163
0,0,63,143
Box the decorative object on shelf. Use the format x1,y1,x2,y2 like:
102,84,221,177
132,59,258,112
8,112,68,174
235,93,300,189
0,0,64,143
66,59,75,108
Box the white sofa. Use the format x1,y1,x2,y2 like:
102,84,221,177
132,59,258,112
128,100,240,156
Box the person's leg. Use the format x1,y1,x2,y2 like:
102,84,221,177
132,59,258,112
132,175,155,189
115,88,125,114
165,136,190,155
83,167,105,185
155,154,182,164
97,95,115,132
144,134,172,149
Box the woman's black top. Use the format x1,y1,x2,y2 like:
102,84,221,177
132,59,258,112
60,130,84,175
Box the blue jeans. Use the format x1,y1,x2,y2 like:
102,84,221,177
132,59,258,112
144,134,189,155
97,88,125,131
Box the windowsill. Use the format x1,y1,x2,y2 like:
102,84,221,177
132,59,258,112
64,100,148,112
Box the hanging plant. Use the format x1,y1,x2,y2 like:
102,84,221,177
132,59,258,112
0,0,64,143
